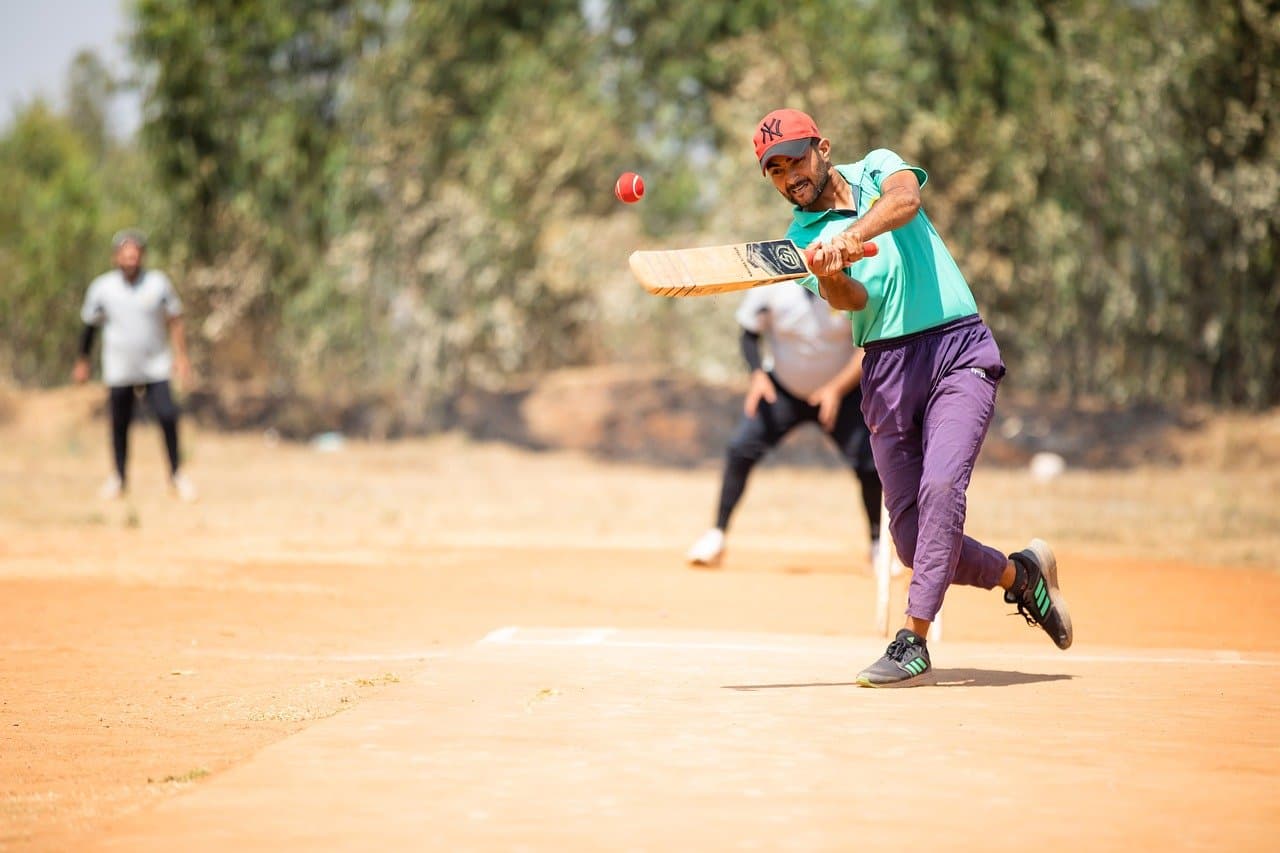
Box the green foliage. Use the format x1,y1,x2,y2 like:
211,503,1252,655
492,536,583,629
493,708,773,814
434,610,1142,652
128,0,385,379
0,0,1277,408
65,50,115,158
290,0,628,409
0,100,145,384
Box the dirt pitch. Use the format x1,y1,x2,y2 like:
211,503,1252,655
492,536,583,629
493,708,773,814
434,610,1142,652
2,386,1279,850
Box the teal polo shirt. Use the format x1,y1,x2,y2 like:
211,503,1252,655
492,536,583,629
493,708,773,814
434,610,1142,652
785,149,978,346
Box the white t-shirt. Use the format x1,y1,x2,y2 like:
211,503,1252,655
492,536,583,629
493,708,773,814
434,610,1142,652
735,281,857,398
81,269,183,387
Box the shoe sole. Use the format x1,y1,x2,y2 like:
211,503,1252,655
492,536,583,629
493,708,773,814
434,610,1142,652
1027,538,1073,650
687,553,724,569
855,668,934,689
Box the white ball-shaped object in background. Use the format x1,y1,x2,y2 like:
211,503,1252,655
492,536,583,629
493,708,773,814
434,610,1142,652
1029,451,1067,482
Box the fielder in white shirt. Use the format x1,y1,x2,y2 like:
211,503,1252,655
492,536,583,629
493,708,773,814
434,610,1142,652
687,281,882,567
73,230,196,501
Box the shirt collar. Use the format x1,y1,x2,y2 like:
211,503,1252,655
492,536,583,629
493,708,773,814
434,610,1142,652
791,163,862,225
117,268,146,286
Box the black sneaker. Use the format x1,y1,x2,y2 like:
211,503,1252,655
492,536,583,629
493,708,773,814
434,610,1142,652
856,629,932,688
1006,538,1073,649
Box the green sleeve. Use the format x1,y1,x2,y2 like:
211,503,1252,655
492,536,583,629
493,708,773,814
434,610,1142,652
863,148,928,191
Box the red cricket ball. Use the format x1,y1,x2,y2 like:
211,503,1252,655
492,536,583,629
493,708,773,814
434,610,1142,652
614,172,645,204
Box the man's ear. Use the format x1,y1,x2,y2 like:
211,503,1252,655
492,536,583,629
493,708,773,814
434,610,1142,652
816,137,832,159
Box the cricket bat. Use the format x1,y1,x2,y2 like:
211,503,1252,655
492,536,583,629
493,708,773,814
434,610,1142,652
628,238,877,297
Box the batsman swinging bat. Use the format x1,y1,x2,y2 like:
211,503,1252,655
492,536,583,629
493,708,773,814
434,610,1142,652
628,238,878,298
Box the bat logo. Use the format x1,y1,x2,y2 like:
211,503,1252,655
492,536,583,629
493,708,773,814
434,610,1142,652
744,240,807,277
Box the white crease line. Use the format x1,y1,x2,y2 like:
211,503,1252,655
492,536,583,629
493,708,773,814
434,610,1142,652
575,628,616,645
481,626,519,644
0,645,449,663
482,630,896,657
480,626,617,646
478,631,1280,668
979,651,1280,667
183,650,449,662
583,639,842,655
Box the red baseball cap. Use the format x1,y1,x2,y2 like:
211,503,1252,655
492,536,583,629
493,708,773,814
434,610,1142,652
753,108,821,173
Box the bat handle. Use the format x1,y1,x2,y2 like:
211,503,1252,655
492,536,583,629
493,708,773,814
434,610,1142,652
803,241,878,268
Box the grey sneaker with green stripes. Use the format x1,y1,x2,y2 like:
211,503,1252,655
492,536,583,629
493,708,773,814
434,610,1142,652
856,628,932,688
1006,538,1073,650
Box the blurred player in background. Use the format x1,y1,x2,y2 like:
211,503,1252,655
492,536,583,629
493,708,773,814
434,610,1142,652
73,230,197,502
753,108,1072,686
686,281,882,569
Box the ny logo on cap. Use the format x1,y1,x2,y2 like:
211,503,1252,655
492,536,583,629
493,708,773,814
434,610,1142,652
758,117,783,142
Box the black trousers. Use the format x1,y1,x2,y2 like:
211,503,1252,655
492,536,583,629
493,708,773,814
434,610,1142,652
108,381,180,481
715,373,882,536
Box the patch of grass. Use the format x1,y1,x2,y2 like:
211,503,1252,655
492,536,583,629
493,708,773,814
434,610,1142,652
63,432,84,457
148,768,209,785
246,705,336,722
525,687,562,712
355,672,400,687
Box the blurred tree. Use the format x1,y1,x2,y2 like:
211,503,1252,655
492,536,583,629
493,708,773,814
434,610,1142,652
2,0,1276,411
0,39,160,389
65,49,114,159
0,105,104,383
294,0,634,419
129,0,386,381
1165,0,1280,406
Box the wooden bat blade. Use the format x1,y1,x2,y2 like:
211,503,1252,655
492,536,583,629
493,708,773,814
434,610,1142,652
629,239,811,297
629,238,877,297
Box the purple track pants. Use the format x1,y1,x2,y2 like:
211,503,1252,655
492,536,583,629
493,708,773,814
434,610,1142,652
860,315,1009,621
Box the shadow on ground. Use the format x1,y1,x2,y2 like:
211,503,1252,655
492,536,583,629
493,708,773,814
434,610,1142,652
723,670,1075,690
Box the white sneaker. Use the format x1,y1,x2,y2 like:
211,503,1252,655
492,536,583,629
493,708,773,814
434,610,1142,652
686,528,726,567
171,472,198,503
98,474,124,501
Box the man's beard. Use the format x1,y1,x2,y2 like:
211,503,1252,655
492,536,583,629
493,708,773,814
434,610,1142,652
789,160,831,208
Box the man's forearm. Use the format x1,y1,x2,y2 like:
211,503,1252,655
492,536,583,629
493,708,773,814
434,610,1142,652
740,329,764,373
843,185,920,242
168,318,188,359
78,324,96,358
816,272,868,312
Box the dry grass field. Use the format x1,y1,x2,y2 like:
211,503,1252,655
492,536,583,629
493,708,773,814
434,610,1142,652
2,383,1279,850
